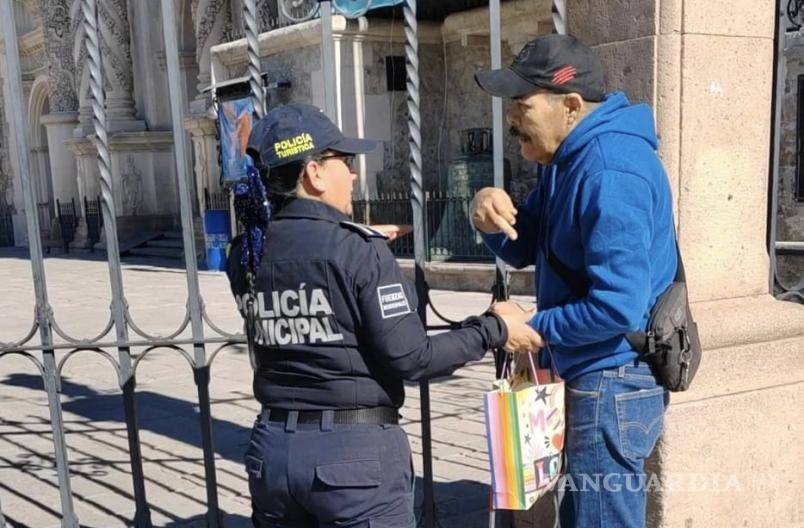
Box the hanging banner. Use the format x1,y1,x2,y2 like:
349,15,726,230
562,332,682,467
219,96,255,182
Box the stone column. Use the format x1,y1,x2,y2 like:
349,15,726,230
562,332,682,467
38,0,81,218
190,0,229,114
513,1,804,527
41,113,80,210
70,0,145,134
184,115,222,217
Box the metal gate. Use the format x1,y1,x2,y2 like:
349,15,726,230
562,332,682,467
0,1,566,527
0,0,239,525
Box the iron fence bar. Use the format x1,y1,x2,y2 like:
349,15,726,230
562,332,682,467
0,336,244,354
0,1,79,526
321,1,338,120
48,310,115,345
552,0,566,35
80,0,153,524
489,0,508,305
244,0,265,119
487,18,510,526
549,7,567,527
402,2,436,526
770,0,785,293
124,300,192,341
776,241,804,252
160,1,221,525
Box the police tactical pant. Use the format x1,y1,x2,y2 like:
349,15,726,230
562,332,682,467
245,409,416,527
558,361,669,528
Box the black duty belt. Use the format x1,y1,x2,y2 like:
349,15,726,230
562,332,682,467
261,406,399,425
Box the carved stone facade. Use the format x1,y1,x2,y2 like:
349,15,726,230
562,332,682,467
0,0,218,246
191,0,228,113
120,154,144,215
70,0,141,132
38,0,78,112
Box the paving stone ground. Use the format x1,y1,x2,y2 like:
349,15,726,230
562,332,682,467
0,249,534,527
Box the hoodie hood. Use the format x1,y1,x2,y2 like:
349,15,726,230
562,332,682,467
553,92,658,165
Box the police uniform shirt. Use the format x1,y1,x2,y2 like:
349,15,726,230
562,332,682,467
227,198,507,411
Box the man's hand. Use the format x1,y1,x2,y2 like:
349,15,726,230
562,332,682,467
492,302,544,353
490,300,532,317
470,187,518,240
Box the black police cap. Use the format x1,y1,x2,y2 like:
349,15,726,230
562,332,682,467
475,34,605,102
246,103,377,168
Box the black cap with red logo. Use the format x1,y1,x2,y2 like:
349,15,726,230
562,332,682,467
475,34,605,102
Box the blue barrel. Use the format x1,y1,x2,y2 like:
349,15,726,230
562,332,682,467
203,210,231,271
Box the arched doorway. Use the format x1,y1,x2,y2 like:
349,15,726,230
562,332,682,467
28,77,55,242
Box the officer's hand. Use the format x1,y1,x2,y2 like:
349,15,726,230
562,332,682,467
470,187,518,240
498,311,544,354
370,224,413,243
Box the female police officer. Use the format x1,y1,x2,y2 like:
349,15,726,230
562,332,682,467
227,103,540,527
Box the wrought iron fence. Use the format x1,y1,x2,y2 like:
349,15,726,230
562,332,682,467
205,188,230,211
0,2,245,526
0,205,13,247
352,192,495,262
84,196,103,251
56,198,79,253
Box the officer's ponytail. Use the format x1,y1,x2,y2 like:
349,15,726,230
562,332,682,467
260,159,305,213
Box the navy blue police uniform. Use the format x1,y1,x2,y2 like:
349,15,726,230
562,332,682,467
227,103,508,527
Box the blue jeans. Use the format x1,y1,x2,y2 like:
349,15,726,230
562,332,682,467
245,409,416,528
558,361,669,528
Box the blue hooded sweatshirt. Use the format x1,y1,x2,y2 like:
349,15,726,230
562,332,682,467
482,92,677,381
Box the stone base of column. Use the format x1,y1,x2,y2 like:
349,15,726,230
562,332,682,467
41,112,81,209
64,131,182,241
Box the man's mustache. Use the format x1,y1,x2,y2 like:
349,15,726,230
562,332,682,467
509,126,529,141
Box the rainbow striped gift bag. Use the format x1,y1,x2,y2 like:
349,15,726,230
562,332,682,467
484,353,565,510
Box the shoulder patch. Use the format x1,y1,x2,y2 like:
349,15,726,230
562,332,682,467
340,221,389,240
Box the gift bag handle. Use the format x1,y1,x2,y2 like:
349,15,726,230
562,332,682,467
499,344,560,385
542,343,560,382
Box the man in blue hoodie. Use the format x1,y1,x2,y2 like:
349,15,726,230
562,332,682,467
474,35,675,527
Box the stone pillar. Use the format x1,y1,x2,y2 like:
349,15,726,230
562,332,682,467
191,0,229,114
38,0,81,219
513,1,804,527
41,112,80,210
70,0,145,135
184,115,221,217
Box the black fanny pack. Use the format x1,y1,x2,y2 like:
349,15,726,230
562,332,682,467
544,240,702,392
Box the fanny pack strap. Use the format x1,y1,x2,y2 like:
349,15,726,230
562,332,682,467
543,235,686,356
